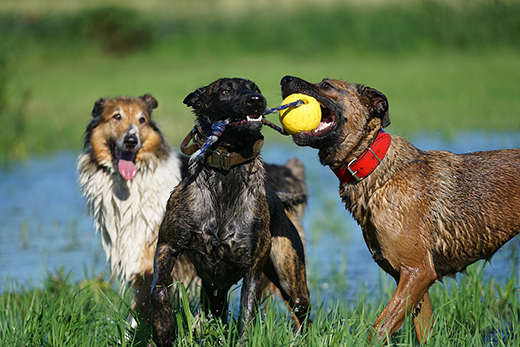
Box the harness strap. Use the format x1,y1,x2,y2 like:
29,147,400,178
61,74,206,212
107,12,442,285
180,129,264,171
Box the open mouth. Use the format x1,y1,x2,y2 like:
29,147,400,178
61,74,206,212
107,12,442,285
228,113,264,127
289,96,337,139
281,84,338,138
111,143,138,180
304,101,336,136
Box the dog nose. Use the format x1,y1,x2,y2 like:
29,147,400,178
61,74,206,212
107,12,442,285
281,75,295,85
246,94,266,111
124,134,138,148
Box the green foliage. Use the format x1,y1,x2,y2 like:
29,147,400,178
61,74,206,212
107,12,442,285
1,269,131,346
0,6,155,54
0,53,27,164
0,0,519,162
3,1,519,56
1,262,519,346
162,1,520,57
72,6,155,54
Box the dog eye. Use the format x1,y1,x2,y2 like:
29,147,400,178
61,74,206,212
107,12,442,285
113,113,122,120
221,89,229,95
139,117,146,124
321,81,333,89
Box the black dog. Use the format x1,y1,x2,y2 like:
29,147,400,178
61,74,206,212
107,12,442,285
151,78,311,346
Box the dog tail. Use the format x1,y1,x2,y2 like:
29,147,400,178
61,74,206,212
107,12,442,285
275,191,307,211
265,157,308,219
284,158,307,194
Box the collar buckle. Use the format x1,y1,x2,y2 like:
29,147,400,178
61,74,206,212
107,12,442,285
346,158,361,182
204,149,231,170
332,129,391,184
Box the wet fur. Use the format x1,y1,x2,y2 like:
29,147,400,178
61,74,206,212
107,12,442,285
77,95,197,326
151,78,311,346
281,76,520,343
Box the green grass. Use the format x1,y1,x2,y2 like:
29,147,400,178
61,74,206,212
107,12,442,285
0,0,519,163
1,1,519,344
1,262,519,346
3,48,520,163
1,1,519,342
1,271,130,346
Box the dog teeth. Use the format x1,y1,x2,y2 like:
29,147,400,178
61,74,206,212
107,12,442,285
314,121,332,133
247,115,263,122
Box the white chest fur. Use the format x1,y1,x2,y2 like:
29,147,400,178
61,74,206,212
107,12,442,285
77,152,182,282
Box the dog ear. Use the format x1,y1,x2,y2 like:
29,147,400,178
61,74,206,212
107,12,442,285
183,87,206,107
92,98,106,118
140,94,158,115
364,87,391,128
86,98,105,148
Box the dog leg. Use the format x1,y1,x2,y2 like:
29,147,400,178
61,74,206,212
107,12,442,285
201,281,231,324
413,291,433,343
371,267,435,344
151,243,181,347
238,270,266,336
271,275,311,331
264,243,311,330
130,271,154,327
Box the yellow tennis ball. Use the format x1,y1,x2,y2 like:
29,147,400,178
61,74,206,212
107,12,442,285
279,94,321,134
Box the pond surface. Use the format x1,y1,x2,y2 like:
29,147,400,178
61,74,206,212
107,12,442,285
1,131,519,301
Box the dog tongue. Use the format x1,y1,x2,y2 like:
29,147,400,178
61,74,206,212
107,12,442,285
118,160,137,180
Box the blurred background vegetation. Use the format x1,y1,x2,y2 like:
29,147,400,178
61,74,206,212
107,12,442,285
0,0,519,164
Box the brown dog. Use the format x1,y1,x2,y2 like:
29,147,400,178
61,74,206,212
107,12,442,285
280,75,520,343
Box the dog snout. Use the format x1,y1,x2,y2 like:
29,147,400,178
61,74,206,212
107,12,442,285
124,133,139,149
245,94,267,114
281,75,296,86
280,75,304,98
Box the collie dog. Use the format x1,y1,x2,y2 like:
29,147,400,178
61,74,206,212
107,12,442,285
77,94,197,326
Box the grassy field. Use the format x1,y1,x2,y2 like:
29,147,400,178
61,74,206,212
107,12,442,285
1,261,519,346
1,1,519,346
0,0,519,163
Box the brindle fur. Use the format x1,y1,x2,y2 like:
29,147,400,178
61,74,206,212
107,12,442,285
281,75,520,343
151,78,311,346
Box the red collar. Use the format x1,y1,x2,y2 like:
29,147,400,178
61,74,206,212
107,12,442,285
332,130,391,184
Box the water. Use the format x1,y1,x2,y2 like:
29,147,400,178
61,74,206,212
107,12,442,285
0,153,107,291
1,131,519,299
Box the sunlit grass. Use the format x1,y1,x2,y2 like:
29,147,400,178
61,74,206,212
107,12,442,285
1,261,519,346
1,3,518,346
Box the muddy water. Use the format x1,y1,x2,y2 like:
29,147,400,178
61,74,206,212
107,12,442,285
1,131,519,299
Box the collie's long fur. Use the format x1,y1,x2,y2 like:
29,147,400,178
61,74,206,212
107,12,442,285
77,94,196,325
